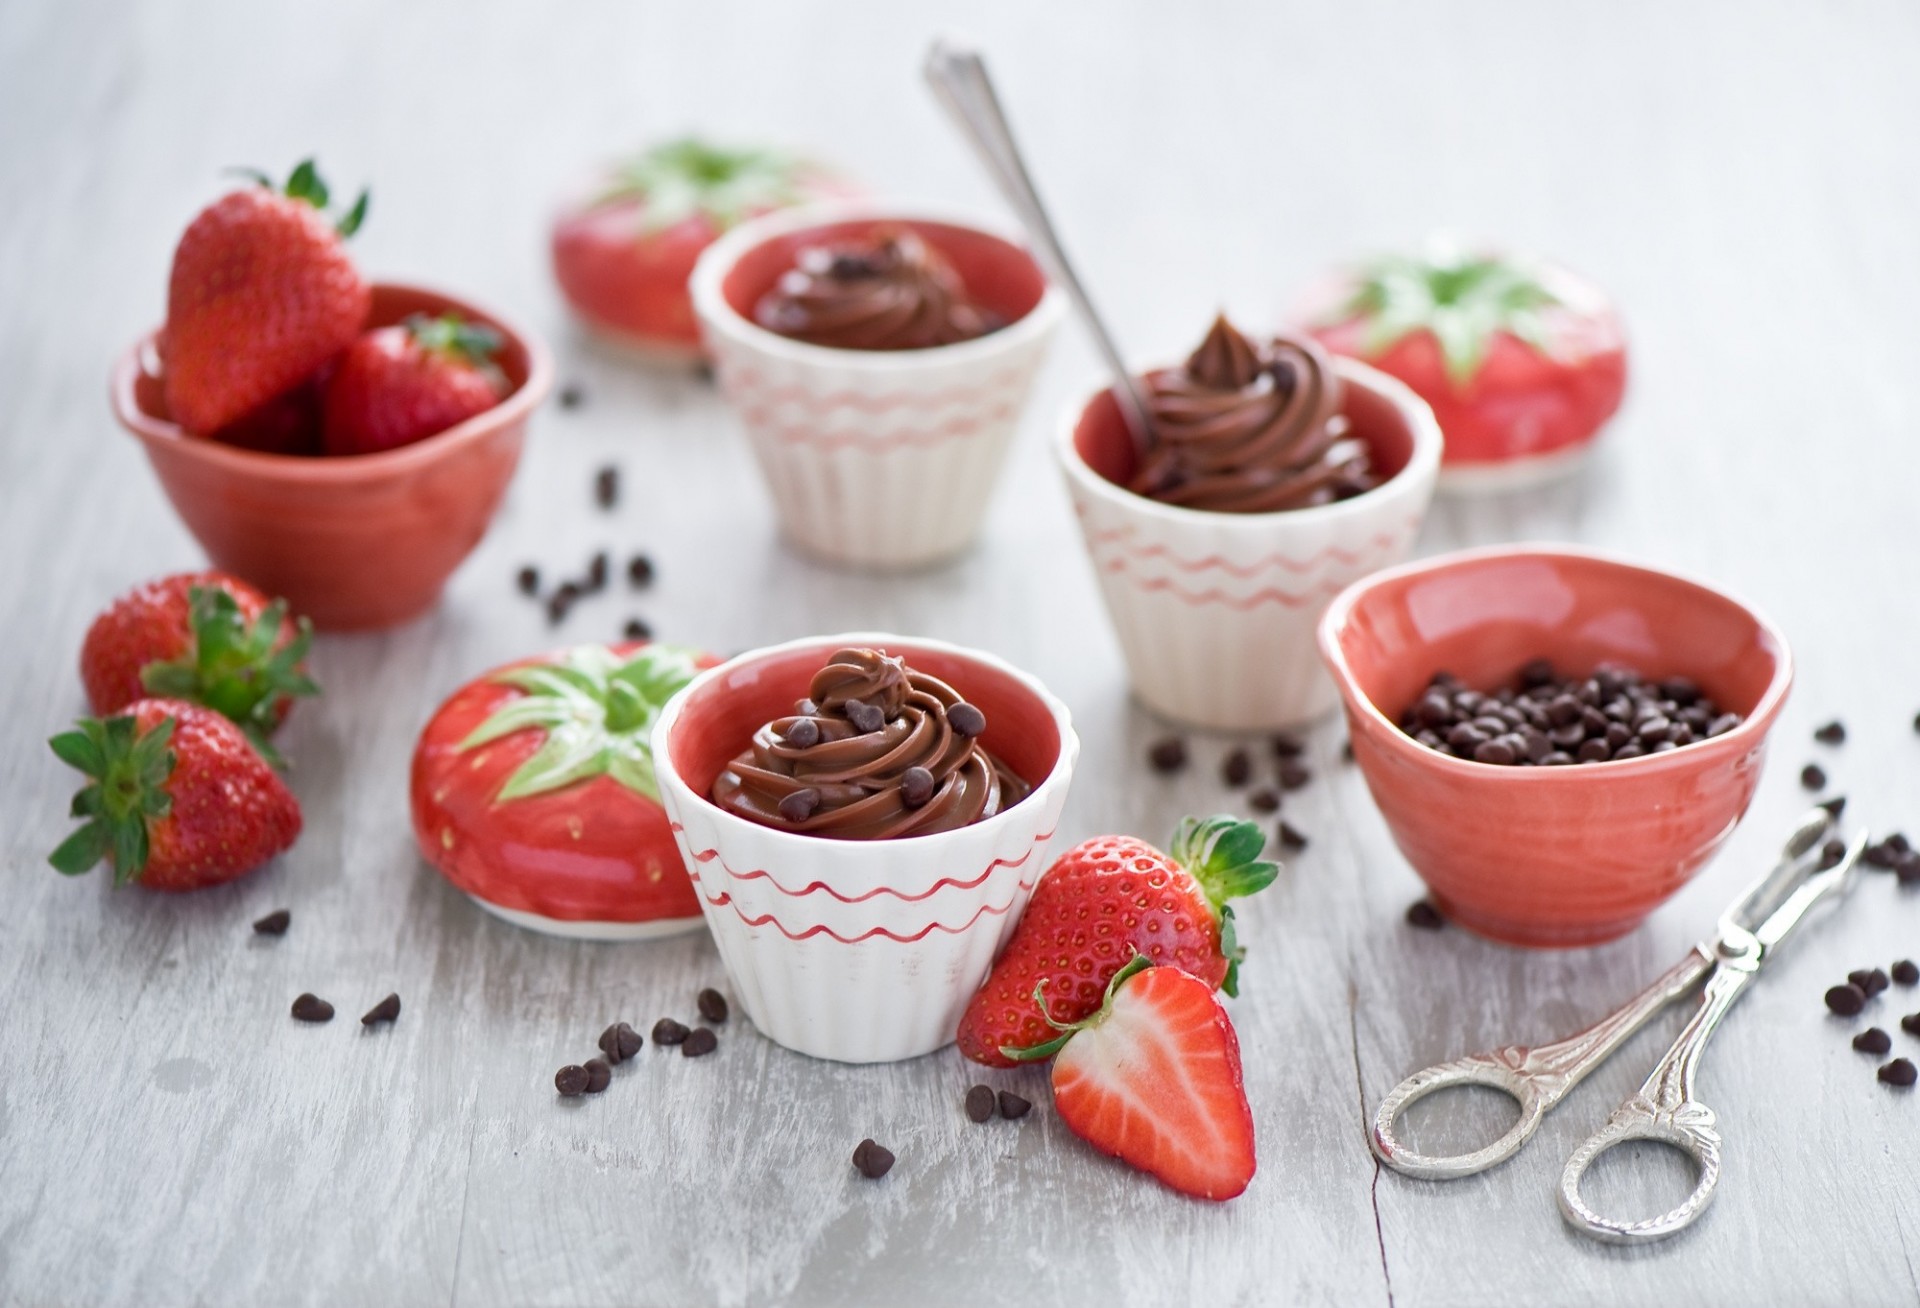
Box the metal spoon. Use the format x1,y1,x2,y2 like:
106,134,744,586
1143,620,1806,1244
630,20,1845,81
922,39,1156,456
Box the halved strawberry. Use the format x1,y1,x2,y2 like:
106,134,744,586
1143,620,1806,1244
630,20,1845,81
956,816,1278,1067
1011,955,1256,1201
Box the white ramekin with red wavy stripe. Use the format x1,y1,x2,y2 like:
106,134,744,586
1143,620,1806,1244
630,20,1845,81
1057,358,1442,729
651,633,1078,1063
690,201,1065,570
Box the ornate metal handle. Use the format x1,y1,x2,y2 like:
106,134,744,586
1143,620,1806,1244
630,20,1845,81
1371,950,1711,1180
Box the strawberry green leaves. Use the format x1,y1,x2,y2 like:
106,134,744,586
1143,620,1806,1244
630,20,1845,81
601,138,817,234
139,585,317,769
1168,815,1280,998
404,313,503,368
458,644,703,804
48,714,176,883
230,158,369,237
1338,245,1561,386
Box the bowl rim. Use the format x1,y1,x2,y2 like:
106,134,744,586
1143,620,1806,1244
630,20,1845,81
1315,541,1794,779
687,197,1067,371
1054,354,1444,531
109,280,556,483
651,631,1079,856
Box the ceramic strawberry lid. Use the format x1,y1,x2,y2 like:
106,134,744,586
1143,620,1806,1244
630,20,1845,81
409,640,718,939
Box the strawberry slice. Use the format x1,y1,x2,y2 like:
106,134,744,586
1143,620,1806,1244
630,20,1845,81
1011,955,1257,1201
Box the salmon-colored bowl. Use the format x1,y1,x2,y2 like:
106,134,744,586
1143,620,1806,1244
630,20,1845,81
110,283,554,631
1317,545,1792,947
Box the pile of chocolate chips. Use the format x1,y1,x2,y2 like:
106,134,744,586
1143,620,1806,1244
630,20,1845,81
1398,661,1742,766
1823,960,1920,1088
553,988,728,1098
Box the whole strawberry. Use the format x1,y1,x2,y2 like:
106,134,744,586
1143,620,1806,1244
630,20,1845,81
48,699,302,891
321,313,505,456
164,159,370,435
80,572,317,763
957,815,1277,1067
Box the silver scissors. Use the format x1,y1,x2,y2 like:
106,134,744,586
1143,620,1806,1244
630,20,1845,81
1370,808,1864,1244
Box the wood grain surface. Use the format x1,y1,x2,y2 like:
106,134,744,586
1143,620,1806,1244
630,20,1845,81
3,2,1918,1305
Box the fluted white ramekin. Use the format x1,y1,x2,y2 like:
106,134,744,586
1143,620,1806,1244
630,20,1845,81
1057,357,1442,729
690,201,1065,570
651,633,1079,1064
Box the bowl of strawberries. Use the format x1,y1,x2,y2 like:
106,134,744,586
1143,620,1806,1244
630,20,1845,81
110,160,554,631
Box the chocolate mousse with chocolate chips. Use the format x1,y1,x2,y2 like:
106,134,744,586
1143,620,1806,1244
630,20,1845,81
711,647,1029,838
752,226,1005,350
1129,314,1380,513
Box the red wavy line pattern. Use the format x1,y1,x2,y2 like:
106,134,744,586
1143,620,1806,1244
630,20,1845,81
670,824,1053,903
723,364,1029,414
1101,567,1355,609
1074,510,1423,578
686,868,1040,944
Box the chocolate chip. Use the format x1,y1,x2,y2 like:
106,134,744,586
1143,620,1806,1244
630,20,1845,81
997,1090,1032,1120
1850,968,1890,997
1278,760,1312,791
965,1084,996,1123
623,618,652,642
682,1027,718,1057
1270,733,1305,758
291,993,333,1023
1814,720,1846,745
1474,738,1517,766
651,1018,689,1046
1903,1014,1920,1037
1913,711,1920,736
696,989,729,1024
779,788,821,823
515,566,540,596
555,1064,590,1096
1341,739,1355,763
1247,786,1281,814
1879,1058,1917,1087
599,1022,642,1063
1855,1028,1893,1055
852,1138,895,1179
594,466,619,509
1819,795,1847,819
360,993,401,1026
583,1058,612,1093
694,361,715,385
1826,983,1868,1016
587,552,609,591
1148,737,1188,773
949,702,986,738
252,909,290,936
1222,748,1252,787
1901,854,1920,887
1801,763,1827,791
1405,900,1444,930
1894,960,1919,986
900,766,936,808
627,554,654,588
558,384,585,410
1819,839,1848,870
845,699,884,733
783,718,821,750
1278,821,1308,852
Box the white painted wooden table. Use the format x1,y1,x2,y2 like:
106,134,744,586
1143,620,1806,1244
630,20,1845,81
3,3,1918,1304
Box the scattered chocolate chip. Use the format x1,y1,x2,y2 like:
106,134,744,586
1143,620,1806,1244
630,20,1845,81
1913,711,1920,736
1825,983,1868,1016
1148,737,1188,773
580,1058,611,1093
252,909,291,936
845,699,885,734
1855,1028,1893,1055
360,993,401,1026
1270,733,1305,758
1247,786,1281,814
693,361,716,385
651,1018,689,1046
949,702,986,738
1819,795,1847,819
997,1089,1032,1119
1903,1014,1920,1037
1405,900,1444,930
558,383,586,410
1278,760,1312,791
1278,821,1309,852
1814,720,1847,746
1341,739,1355,763
696,989,729,1024
599,1022,643,1063
515,566,540,596
1222,748,1252,787
783,717,821,750
1819,839,1848,870
1893,960,1919,986
555,1064,590,1096
900,766,936,808
623,618,652,641
779,788,821,823
1800,763,1827,791
587,552,609,592
1879,1058,1917,1087
291,993,333,1023
627,554,654,588
1850,968,1891,998
594,466,619,509
681,1027,718,1057
965,1084,996,1123
1901,855,1920,887
852,1138,895,1179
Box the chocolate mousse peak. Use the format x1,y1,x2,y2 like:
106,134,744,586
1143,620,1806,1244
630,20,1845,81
752,226,1006,351
1187,313,1264,391
809,647,909,721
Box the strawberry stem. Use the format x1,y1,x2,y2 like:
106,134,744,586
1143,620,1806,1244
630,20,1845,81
224,159,370,239
47,713,177,884
1002,953,1154,1063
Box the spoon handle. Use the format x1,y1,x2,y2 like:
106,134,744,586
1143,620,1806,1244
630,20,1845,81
922,39,1155,455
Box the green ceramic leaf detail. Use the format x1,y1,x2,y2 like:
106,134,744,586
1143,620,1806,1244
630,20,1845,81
599,138,817,234
1339,243,1563,387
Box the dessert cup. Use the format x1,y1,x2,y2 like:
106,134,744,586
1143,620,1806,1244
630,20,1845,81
652,633,1078,1063
690,201,1065,570
1057,357,1442,729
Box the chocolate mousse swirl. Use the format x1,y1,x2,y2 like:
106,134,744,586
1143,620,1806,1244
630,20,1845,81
1128,315,1380,513
752,227,1005,351
711,647,1030,839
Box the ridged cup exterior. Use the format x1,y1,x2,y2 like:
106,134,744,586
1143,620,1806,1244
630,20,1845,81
1058,359,1442,729
691,202,1064,571
652,634,1079,1064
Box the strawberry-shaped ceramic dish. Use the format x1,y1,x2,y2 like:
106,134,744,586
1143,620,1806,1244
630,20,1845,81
411,641,717,939
1317,545,1792,947
1057,322,1442,729
690,200,1065,570
650,633,1079,1063
113,283,552,630
1297,243,1627,489
552,137,852,361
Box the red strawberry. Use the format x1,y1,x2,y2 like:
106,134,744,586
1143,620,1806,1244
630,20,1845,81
48,699,302,891
1013,956,1256,1201
208,376,326,456
957,816,1277,1067
164,159,370,435
79,572,317,761
321,313,504,456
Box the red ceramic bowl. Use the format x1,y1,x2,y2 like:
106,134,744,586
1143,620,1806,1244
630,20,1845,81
111,283,553,631
1317,545,1792,947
